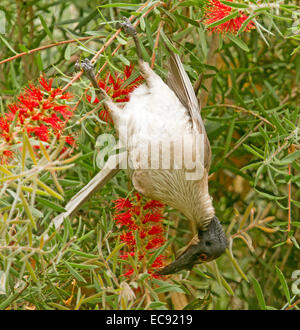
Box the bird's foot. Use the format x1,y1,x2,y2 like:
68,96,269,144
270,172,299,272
75,58,102,93
75,58,95,78
117,17,137,37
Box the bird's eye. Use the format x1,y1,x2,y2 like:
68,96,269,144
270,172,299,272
198,253,208,261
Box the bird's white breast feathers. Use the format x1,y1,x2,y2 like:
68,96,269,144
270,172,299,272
115,74,214,229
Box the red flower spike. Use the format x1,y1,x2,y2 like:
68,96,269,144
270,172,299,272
148,225,163,236
142,212,163,224
121,268,134,277
0,76,75,164
113,193,167,280
113,198,133,211
120,231,136,246
86,65,143,123
145,237,165,250
139,229,147,239
115,211,135,228
143,200,164,210
203,0,255,34
39,76,53,91
120,252,135,259
151,255,166,269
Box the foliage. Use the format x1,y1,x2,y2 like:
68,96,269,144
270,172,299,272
0,0,299,310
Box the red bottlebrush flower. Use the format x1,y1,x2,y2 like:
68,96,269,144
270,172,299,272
146,237,165,250
99,109,112,124
121,268,134,277
120,231,136,247
143,200,164,210
86,65,143,123
139,229,147,239
27,125,49,142
148,225,163,236
115,211,135,228
0,75,75,164
151,255,165,269
113,193,167,280
113,198,133,211
142,212,163,224
0,149,14,164
39,76,53,91
135,192,141,201
203,0,255,33
130,205,141,216
65,135,76,147
120,252,135,259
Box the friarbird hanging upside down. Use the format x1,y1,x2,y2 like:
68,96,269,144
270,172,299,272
60,18,227,274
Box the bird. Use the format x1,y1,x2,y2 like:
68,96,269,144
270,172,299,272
69,18,227,275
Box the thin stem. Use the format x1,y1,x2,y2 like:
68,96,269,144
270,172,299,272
0,36,105,66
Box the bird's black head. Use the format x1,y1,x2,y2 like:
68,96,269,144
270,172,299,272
157,216,227,275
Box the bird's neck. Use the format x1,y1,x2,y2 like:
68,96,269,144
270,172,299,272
148,169,215,230
186,191,215,230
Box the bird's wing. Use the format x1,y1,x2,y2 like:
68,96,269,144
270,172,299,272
167,52,211,170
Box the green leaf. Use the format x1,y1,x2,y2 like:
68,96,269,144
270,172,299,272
206,10,238,28
36,197,66,212
220,1,249,8
39,15,55,42
63,261,87,283
254,189,285,200
152,279,185,294
252,277,266,310
243,144,264,159
98,3,139,8
0,34,18,54
160,29,180,55
227,34,250,52
106,243,125,261
148,301,167,309
275,266,291,304
64,44,71,60
279,151,300,165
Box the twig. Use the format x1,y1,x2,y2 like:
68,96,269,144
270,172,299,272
0,36,105,66
285,298,300,310
210,103,275,128
151,21,164,69
61,1,152,93
224,121,264,159
286,144,295,243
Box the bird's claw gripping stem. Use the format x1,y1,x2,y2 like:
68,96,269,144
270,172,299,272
118,17,143,61
75,58,99,89
75,58,110,101
117,17,137,37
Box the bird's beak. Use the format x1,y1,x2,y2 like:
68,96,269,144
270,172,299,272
156,216,227,275
156,235,201,275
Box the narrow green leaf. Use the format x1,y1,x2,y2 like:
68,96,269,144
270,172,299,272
243,144,265,159
227,34,250,52
275,266,291,304
107,243,125,261
63,261,86,283
39,15,55,42
160,29,180,55
252,277,266,310
36,197,66,212
220,1,249,8
0,34,18,54
207,11,238,28
25,260,38,283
